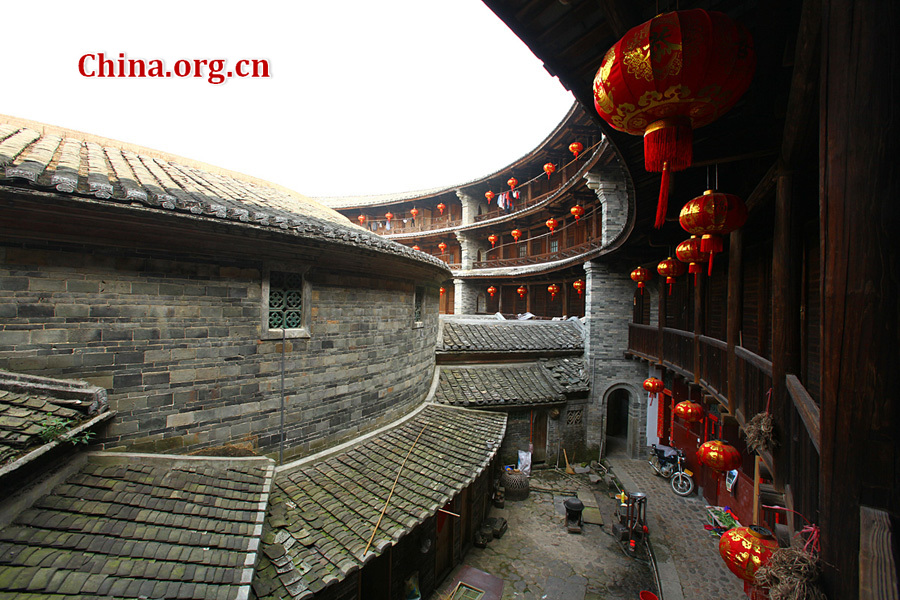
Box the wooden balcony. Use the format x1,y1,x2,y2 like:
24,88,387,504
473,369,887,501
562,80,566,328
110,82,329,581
627,321,820,521
473,238,604,269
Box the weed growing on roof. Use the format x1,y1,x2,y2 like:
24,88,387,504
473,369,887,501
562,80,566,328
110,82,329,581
37,416,95,446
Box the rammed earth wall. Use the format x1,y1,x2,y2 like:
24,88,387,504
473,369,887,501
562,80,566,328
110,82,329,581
0,242,439,461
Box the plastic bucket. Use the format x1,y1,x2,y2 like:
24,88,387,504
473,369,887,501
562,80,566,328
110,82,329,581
639,592,659,600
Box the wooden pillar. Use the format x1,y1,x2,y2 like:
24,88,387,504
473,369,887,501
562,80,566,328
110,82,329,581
693,262,705,382
726,228,743,416
820,1,900,596
657,277,666,362
525,284,532,314
772,168,800,488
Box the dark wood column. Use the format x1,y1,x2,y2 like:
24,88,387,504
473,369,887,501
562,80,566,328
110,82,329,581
820,0,900,597
726,229,743,416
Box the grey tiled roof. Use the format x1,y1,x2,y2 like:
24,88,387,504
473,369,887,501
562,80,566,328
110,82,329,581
440,320,584,353
0,118,448,274
434,365,566,408
541,357,590,393
251,404,506,600
0,389,91,466
0,453,274,599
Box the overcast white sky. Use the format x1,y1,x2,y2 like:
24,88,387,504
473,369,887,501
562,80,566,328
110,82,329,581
3,1,575,198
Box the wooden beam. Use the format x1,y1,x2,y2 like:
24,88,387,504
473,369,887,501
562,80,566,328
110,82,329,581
745,162,778,213
859,506,900,600
781,0,822,168
785,374,820,454
726,228,743,417
598,0,643,38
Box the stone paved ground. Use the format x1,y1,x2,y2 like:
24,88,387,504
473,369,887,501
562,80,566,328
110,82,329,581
431,468,655,600
607,452,746,600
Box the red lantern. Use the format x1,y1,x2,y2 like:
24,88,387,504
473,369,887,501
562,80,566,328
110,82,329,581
438,242,447,253
657,256,687,295
487,234,498,248
487,285,497,297
410,207,419,220
697,440,741,471
546,218,558,234
675,235,710,285
573,279,585,296
547,284,559,300
516,286,527,298
436,202,446,215
440,287,445,296
543,163,556,179
593,9,756,229
674,400,704,423
412,245,421,251
511,228,522,242
680,190,748,275
643,377,665,404
570,205,585,221
485,191,495,204
719,526,778,583
569,142,583,159
385,212,393,223
507,177,518,190
631,266,651,295
357,215,366,225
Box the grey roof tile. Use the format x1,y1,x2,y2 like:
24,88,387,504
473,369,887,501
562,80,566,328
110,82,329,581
434,364,569,408
439,319,584,353
0,454,274,598
252,404,506,600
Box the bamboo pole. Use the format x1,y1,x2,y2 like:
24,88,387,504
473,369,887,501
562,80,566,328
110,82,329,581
363,423,428,557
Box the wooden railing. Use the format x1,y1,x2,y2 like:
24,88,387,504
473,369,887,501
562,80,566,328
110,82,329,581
627,323,658,360
473,238,604,269
661,327,693,377
698,335,728,400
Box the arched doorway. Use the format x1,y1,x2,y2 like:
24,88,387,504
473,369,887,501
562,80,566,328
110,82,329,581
605,388,630,456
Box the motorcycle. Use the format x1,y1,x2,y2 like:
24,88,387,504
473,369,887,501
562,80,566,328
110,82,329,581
649,444,695,496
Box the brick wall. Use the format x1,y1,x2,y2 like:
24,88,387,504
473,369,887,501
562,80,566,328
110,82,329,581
583,260,647,458
0,242,439,460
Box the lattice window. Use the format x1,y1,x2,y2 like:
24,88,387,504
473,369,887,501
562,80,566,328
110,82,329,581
268,271,304,329
566,409,583,425
518,244,528,258
414,286,424,322
550,239,559,253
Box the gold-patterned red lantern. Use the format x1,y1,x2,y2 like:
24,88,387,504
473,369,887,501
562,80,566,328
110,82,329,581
719,526,778,583
675,235,710,285
436,202,446,215
437,241,447,253
487,233,499,248
543,163,556,178
440,287,445,296
511,228,522,242
679,190,748,275
674,400,704,423
573,279,585,296
508,177,518,190
485,190,495,204
546,218,559,234
385,212,393,223
487,285,497,297
657,256,687,295
410,207,419,220
569,142,583,159
593,9,756,229
643,377,665,404
357,214,366,225
516,286,527,298
631,266,651,295
570,205,585,220
412,245,421,251
547,284,560,300
697,439,742,471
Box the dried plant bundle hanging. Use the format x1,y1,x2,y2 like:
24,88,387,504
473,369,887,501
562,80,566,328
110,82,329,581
745,388,776,454
745,410,776,454
755,546,827,600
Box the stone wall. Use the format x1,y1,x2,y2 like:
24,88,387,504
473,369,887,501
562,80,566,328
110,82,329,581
583,260,647,458
0,242,439,461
